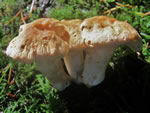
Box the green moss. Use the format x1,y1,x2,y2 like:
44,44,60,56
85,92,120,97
0,0,150,112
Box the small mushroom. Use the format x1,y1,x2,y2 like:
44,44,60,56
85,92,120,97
6,18,71,90
80,16,142,87
61,19,85,83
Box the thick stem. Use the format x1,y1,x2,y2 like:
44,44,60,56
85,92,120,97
64,50,84,83
82,45,116,87
35,56,71,91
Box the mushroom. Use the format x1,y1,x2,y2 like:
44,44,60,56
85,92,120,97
80,16,142,87
6,18,71,90
61,19,85,83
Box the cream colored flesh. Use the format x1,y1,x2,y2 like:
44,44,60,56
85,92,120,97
82,45,116,87
35,56,71,91
64,50,84,83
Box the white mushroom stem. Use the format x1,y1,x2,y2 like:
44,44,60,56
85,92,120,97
82,38,142,87
80,16,142,87
64,49,84,83
82,44,116,87
61,19,84,84
35,56,71,91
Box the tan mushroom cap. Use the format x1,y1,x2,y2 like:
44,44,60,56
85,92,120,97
6,18,71,90
61,19,85,49
6,18,70,63
80,16,142,51
80,16,142,87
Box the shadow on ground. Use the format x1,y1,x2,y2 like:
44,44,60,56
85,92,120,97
58,53,150,113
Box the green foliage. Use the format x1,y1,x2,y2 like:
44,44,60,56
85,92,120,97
47,0,101,20
0,0,23,38
0,0,67,112
0,0,150,112
0,0,40,47
0,60,67,112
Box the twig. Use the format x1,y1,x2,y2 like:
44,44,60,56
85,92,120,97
7,93,16,98
2,64,10,72
24,15,30,21
144,11,150,16
103,2,134,15
10,79,15,85
6,1,10,12
21,11,26,24
103,6,122,15
135,11,150,16
5,10,22,25
145,42,149,49
99,0,106,2
8,67,12,85
116,2,133,8
5,0,38,25
30,0,36,13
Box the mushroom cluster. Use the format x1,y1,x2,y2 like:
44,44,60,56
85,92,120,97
6,16,142,90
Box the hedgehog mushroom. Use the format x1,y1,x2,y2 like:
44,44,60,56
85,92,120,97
80,16,142,87
61,19,85,83
6,18,71,90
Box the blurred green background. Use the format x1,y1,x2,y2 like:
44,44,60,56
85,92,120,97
0,0,150,113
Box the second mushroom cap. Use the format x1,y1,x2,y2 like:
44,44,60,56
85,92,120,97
80,16,142,87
